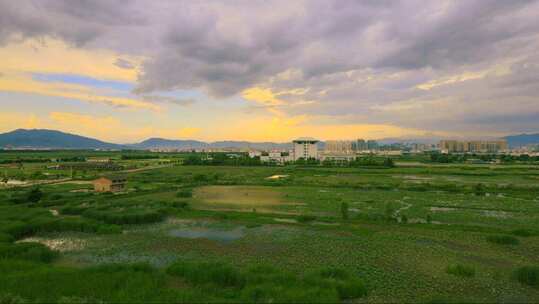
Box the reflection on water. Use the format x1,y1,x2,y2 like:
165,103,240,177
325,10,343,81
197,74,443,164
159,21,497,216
168,226,245,242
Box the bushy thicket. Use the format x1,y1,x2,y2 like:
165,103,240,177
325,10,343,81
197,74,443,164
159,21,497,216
515,266,539,287
176,189,193,198
446,264,475,278
0,242,57,263
0,261,204,303
167,261,245,288
512,229,534,237
486,235,520,245
304,267,368,300
82,208,166,225
167,261,367,302
59,203,89,215
296,214,317,223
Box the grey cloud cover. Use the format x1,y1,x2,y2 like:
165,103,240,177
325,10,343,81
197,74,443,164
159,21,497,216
1,0,539,135
113,58,135,70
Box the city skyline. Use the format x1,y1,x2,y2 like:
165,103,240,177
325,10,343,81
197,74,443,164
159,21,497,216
1,1,539,142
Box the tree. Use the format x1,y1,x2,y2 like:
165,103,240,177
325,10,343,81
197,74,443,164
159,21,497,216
474,183,486,196
383,158,395,168
340,202,349,220
194,174,209,183
401,214,408,224
27,187,43,203
384,202,395,221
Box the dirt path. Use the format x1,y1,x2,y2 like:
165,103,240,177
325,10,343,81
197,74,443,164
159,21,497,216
118,164,173,173
0,178,73,188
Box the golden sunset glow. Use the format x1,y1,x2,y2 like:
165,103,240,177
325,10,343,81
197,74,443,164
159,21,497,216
0,38,140,81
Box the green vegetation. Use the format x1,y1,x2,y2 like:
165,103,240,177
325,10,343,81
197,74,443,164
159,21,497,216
1,151,539,302
446,264,476,278
486,235,520,245
167,261,366,302
515,266,539,287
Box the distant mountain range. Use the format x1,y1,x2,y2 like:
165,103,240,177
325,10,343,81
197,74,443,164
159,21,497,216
0,129,293,150
0,129,125,150
1,129,538,150
133,138,208,150
132,138,292,150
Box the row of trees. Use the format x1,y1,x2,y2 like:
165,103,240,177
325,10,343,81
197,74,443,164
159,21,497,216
183,153,396,168
429,152,539,163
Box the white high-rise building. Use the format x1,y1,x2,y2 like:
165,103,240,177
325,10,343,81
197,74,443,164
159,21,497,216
293,137,319,160
325,140,354,154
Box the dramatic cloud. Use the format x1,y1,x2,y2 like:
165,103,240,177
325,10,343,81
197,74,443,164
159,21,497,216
1,0,539,138
141,95,196,107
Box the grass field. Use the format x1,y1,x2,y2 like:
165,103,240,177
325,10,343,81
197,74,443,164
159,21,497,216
193,185,299,213
1,154,539,303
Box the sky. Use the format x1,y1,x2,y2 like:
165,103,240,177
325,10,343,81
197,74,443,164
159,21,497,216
1,0,539,143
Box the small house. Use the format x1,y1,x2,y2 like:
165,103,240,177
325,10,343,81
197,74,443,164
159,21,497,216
93,176,127,192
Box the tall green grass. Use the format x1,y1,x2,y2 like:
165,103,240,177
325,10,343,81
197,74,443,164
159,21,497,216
446,264,475,278
167,261,367,302
0,242,57,263
486,235,520,245
0,261,205,303
515,266,539,287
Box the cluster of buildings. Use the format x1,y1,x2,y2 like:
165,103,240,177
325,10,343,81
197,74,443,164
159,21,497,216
252,137,319,164
252,138,394,164
247,137,513,165
439,140,508,154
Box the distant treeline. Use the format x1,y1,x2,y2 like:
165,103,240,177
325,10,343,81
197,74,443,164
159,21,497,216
183,153,262,166
120,154,160,160
183,153,395,168
429,152,539,164
0,156,86,164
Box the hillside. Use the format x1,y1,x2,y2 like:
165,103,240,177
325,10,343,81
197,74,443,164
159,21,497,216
132,138,208,150
0,129,124,150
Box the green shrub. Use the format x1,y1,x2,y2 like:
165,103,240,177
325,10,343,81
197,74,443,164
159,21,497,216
486,235,519,245
167,261,245,288
0,261,203,303
26,188,43,203
59,204,88,215
32,218,100,234
277,285,339,303
82,208,165,225
305,267,367,300
446,264,475,278
176,189,193,198
49,194,63,201
96,225,122,235
400,214,408,224
0,242,57,263
340,202,349,220
2,221,34,239
512,229,533,237
335,278,367,300
193,174,209,183
0,233,14,243
474,183,486,196
515,266,539,287
244,264,296,286
297,215,317,223
171,201,189,209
